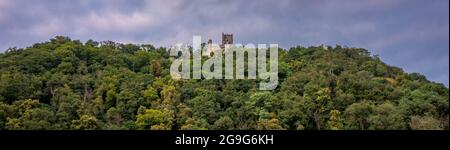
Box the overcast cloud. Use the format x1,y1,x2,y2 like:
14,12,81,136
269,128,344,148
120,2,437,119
0,0,448,86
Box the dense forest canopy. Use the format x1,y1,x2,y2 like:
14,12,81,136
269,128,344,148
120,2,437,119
0,36,448,130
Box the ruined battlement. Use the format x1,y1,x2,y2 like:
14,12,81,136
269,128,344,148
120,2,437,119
221,32,233,46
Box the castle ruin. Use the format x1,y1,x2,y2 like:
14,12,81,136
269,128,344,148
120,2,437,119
221,32,233,49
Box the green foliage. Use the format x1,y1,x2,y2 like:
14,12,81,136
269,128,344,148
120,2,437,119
135,109,172,130
409,115,443,130
5,99,56,130
327,110,343,130
71,115,101,130
256,118,284,130
367,102,405,130
0,36,448,130
213,116,234,130
180,118,209,130
344,101,373,130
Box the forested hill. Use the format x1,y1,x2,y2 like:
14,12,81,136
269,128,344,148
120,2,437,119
0,36,448,130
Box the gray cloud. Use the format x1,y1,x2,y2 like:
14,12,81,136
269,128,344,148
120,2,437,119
0,0,448,86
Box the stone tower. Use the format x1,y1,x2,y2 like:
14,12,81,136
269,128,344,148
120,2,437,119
221,32,233,48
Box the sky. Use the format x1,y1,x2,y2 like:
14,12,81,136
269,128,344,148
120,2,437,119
0,0,448,86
